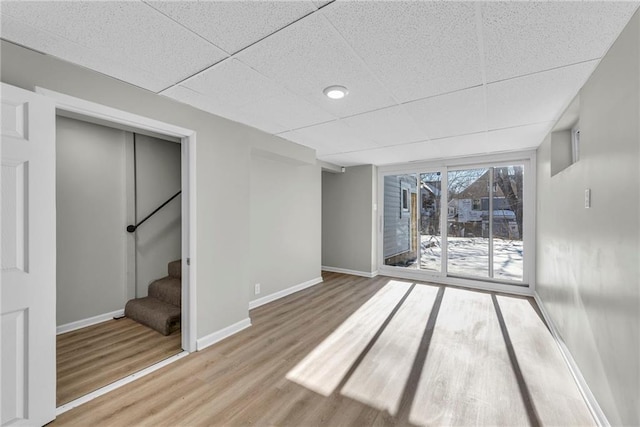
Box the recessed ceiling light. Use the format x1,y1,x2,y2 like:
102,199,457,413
323,85,348,100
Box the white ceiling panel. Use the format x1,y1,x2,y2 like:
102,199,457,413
319,120,553,167
0,13,169,92
322,1,483,103
481,1,640,82
487,61,597,131
237,91,336,133
342,105,429,147
162,85,287,134
403,86,487,140
166,58,336,132
485,122,555,153
279,120,375,157
0,1,227,92
175,59,287,108
164,83,335,135
236,12,397,118
318,134,487,167
145,1,317,54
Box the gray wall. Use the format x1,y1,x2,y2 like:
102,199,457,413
56,117,129,325
1,40,320,339
321,165,377,274
249,153,321,301
134,134,181,297
536,10,639,426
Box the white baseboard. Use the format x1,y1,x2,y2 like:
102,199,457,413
533,292,609,427
196,317,252,351
57,309,124,335
321,266,378,278
249,276,323,310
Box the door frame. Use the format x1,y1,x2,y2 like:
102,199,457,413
377,150,536,296
35,87,197,353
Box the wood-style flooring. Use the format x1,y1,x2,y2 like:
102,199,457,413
57,317,182,406
53,272,594,426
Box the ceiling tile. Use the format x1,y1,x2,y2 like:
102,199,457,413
487,61,597,130
165,59,336,132
0,1,227,92
485,122,554,153
165,83,335,135
403,86,487,140
236,12,397,118
342,105,429,147
175,59,286,108
481,1,639,82
0,13,169,91
311,1,333,8
279,120,375,157
317,137,451,167
162,85,286,133
319,121,554,166
238,91,336,132
322,1,483,103
146,1,317,54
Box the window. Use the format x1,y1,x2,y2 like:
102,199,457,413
401,187,410,211
380,156,531,288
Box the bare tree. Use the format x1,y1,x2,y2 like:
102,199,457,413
494,166,524,238
446,169,485,196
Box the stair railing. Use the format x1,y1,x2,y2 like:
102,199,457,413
127,190,181,233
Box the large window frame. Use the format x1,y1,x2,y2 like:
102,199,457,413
377,151,536,295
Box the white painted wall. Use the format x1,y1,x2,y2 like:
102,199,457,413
1,40,320,340
134,134,181,297
56,116,129,326
321,165,377,274
249,152,321,302
536,10,639,426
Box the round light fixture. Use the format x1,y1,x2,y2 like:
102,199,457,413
323,85,348,100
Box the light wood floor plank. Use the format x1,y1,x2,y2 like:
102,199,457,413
53,273,594,426
409,287,530,426
341,283,440,415
56,317,182,406
496,295,595,426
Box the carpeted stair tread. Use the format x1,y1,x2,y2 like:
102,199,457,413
168,260,181,279
125,297,180,336
148,277,181,307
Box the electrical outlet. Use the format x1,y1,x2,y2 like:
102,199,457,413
254,283,261,295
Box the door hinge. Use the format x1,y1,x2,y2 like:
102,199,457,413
186,257,191,266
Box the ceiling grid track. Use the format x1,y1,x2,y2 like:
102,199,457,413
474,2,490,136
157,1,336,95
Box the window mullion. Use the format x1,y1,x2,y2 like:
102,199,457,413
488,167,494,278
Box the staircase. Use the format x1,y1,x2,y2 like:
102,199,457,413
125,260,181,336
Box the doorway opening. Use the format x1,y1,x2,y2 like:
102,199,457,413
35,87,196,412
55,116,184,406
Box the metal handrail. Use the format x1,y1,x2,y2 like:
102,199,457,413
126,190,181,233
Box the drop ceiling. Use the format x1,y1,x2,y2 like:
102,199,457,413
1,1,638,166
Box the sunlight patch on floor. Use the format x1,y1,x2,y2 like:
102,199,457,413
340,283,439,415
409,288,527,426
285,280,412,396
497,296,595,426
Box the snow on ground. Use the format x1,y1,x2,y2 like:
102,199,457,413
420,235,523,282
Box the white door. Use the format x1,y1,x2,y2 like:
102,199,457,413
1,83,56,426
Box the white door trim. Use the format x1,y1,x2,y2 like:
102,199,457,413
34,87,197,353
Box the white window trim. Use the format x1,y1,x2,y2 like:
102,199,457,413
377,151,537,296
